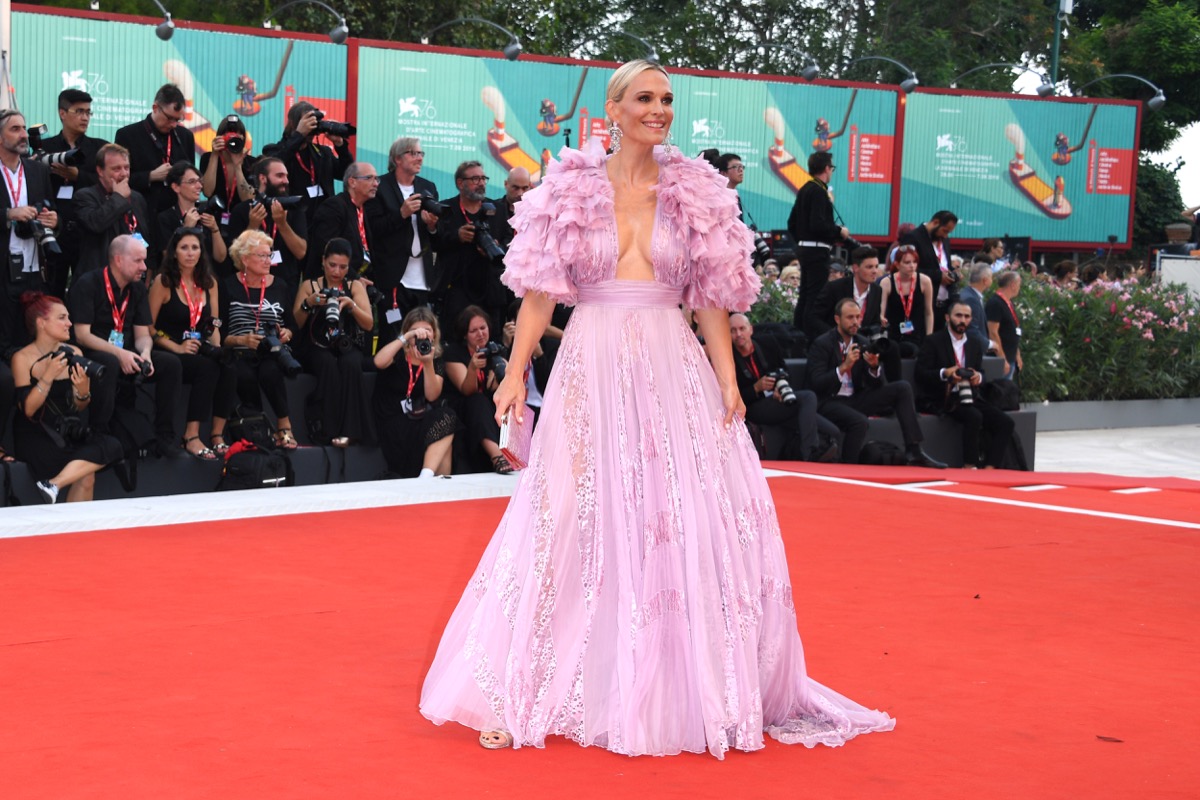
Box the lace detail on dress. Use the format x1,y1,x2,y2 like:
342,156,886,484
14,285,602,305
761,575,796,614
735,498,774,550
633,588,687,631
494,546,520,630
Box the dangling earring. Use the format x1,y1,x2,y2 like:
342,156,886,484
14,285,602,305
663,129,674,154
608,122,622,153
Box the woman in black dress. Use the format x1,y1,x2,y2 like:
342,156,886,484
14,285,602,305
10,292,122,503
372,306,456,478
155,163,228,271
879,243,935,357
292,238,373,447
149,227,236,458
443,305,511,474
222,230,300,449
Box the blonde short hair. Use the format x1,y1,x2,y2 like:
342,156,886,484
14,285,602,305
779,265,801,283
606,59,670,104
229,229,274,272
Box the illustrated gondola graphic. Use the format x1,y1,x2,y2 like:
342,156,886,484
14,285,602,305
233,41,294,117
764,106,811,191
481,86,543,183
1050,103,1098,165
812,89,857,152
1005,122,1071,219
537,67,589,138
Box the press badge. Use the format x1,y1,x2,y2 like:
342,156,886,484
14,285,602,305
385,308,403,326
307,185,324,198
221,212,232,227
131,232,147,247
899,320,914,335
108,330,124,348
57,185,74,200
270,250,282,265
1015,327,1022,337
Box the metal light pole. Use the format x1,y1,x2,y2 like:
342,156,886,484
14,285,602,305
1050,0,1074,85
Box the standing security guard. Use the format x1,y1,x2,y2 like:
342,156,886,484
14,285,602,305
786,150,849,331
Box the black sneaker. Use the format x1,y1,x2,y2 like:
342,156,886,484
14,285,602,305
36,480,59,504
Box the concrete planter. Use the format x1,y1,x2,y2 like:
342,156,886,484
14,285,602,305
1022,398,1200,431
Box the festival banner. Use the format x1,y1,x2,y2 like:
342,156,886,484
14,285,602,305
898,91,1140,245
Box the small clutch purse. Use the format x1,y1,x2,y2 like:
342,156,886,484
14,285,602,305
498,404,535,470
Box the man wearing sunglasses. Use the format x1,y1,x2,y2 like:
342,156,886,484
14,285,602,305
114,84,196,216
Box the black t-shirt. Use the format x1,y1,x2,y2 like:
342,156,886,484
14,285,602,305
985,293,1021,362
225,200,309,286
68,267,153,351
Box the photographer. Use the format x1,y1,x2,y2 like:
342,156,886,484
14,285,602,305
787,151,850,330
731,313,838,462
806,298,945,468
444,305,512,474
226,157,307,288
306,162,377,281
878,244,934,357
156,163,228,269
263,101,353,227
366,137,442,341
149,227,236,460
114,83,195,215
916,301,1014,468
372,306,456,478
199,114,256,217
1,109,59,366
68,235,183,455
11,292,122,503
74,143,153,277
222,230,299,450
437,161,507,336
39,88,108,297
490,166,531,250
292,238,372,447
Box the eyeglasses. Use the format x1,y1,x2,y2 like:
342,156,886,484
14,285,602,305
245,251,273,261
464,176,489,183
351,175,381,183
725,164,745,171
179,178,203,186
404,150,425,157
67,108,92,117
157,106,184,124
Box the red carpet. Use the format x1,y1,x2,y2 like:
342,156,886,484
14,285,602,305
2,473,1198,798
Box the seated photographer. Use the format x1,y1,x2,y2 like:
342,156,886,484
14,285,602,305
68,235,183,455
730,313,838,461
149,227,236,460
11,291,122,503
806,298,945,468
225,157,308,289
878,244,934,358
155,163,228,271
444,305,511,475
221,229,299,450
199,114,256,219
292,238,372,447
916,301,1015,468
372,306,456,478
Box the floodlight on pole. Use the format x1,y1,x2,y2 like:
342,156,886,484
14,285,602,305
422,17,523,61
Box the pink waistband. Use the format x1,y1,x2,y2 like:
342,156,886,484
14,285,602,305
576,280,683,309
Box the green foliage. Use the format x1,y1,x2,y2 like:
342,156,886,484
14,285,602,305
1016,277,1200,401
1133,155,1186,251
747,281,798,326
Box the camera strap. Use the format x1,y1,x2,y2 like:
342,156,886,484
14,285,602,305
406,360,423,399
2,160,24,207
296,148,317,186
221,160,238,208
354,204,370,266
145,120,171,165
103,268,131,334
895,274,916,321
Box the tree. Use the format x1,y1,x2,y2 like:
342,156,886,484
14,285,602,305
1133,155,1185,250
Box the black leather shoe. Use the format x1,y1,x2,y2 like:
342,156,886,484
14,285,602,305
905,449,947,469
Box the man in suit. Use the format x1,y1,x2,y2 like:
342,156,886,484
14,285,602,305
808,245,882,340
957,262,993,353
490,166,531,250
900,209,958,330
366,137,441,342
787,151,849,331
437,161,507,335
916,301,1014,468
74,143,153,278
39,88,108,297
731,313,838,462
114,83,195,216
806,298,945,467
307,161,377,280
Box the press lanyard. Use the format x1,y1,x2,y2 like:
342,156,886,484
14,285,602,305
241,273,267,331
1003,296,1019,327
221,160,238,207
406,361,423,399
297,149,316,186
146,120,171,165
2,161,24,206
896,275,915,320
179,281,205,331
746,348,761,380
355,204,370,259
392,287,400,310
103,269,130,334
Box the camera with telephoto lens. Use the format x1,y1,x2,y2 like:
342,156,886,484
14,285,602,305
419,195,448,217
314,287,352,353
311,109,356,139
54,345,106,381
768,368,797,405
842,234,864,251
953,367,976,406
476,341,507,382
250,192,304,213
860,325,893,357
54,414,91,445
15,200,62,257
27,124,87,169
256,322,303,377
749,225,772,262
472,203,506,261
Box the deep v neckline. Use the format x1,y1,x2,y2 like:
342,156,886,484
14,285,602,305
603,159,662,283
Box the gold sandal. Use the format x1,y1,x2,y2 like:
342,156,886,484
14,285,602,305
274,428,298,450
478,730,513,750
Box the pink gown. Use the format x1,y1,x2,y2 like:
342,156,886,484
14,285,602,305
419,141,895,758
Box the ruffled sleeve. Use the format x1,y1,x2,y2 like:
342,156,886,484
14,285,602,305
501,141,612,305
656,151,761,311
